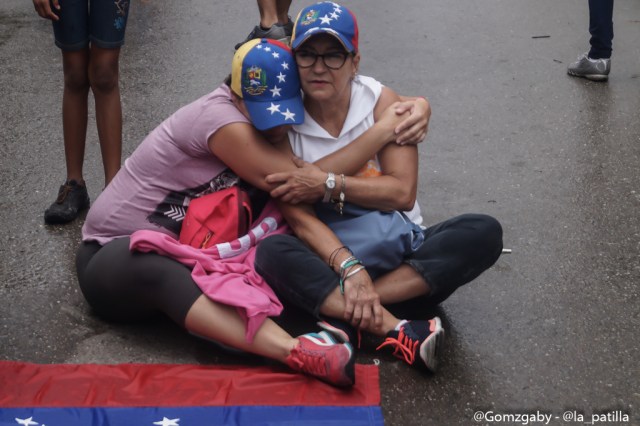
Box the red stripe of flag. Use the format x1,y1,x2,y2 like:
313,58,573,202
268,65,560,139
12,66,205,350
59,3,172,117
0,361,380,408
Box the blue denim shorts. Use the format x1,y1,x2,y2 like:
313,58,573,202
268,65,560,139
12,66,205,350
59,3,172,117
52,0,130,51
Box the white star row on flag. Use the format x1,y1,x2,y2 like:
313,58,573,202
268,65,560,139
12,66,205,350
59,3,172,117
14,416,181,426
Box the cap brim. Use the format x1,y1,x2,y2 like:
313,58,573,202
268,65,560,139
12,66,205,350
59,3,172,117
244,95,305,131
291,28,355,53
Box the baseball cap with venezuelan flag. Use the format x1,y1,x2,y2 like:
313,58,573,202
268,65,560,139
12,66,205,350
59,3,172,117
291,1,359,53
231,38,304,131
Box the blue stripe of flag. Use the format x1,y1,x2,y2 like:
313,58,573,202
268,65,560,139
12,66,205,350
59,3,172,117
1,405,384,426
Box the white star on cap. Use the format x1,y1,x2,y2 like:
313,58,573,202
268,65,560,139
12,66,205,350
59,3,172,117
264,46,272,52
153,417,180,426
270,86,282,97
256,44,263,49
330,11,339,19
333,6,342,14
320,15,332,25
282,109,296,121
267,103,281,114
281,61,290,70
276,72,286,83
272,51,280,59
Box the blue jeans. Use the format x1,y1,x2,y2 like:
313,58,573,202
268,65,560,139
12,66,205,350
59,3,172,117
255,213,503,319
588,0,614,59
53,0,131,50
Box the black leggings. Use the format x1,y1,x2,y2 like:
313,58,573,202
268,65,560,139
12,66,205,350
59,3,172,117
76,238,203,325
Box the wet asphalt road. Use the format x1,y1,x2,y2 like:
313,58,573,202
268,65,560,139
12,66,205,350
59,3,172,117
1,0,639,425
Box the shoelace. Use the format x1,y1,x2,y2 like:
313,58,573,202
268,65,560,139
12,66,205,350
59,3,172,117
296,349,326,376
376,329,418,365
55,184,73,204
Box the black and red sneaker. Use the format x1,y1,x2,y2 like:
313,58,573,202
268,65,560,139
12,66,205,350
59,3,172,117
376,317,445,373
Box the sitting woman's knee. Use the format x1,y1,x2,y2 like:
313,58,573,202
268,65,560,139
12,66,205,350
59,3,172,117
477,214,502,242
469,213,503,260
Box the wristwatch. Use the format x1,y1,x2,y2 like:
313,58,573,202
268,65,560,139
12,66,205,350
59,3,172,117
323,172,336,203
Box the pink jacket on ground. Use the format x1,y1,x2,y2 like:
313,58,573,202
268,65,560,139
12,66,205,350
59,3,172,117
129,201,288,342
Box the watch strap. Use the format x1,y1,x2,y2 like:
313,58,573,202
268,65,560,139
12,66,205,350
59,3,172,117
323,172,336,203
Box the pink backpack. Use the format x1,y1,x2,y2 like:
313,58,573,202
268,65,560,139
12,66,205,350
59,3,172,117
179,186,252,249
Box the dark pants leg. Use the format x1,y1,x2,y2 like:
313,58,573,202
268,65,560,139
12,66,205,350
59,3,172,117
255,234,338,318
405,214,503,306
588,0,614,59
76,238,203,325
256,214,503,319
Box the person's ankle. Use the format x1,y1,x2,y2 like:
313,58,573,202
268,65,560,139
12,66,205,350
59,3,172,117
66,177,86,186
259,20,277,30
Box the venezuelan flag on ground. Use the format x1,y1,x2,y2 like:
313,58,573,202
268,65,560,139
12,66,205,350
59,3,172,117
0,361,383,426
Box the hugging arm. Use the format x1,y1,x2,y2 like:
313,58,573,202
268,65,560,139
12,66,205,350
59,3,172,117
210,117,400,192
267,86,420,210
208,122,303,191
394,95,431,145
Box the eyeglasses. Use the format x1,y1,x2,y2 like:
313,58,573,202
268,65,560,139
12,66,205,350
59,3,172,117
294,50,352,70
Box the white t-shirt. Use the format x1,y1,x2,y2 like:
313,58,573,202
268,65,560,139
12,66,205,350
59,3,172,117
288,75,423,226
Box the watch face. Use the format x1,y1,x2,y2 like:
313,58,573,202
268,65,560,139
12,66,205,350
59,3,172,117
326,173,336,189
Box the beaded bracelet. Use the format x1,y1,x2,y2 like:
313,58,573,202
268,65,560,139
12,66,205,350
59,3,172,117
338,173,346,215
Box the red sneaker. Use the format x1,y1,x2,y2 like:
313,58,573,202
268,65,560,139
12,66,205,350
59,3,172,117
286,331,355,387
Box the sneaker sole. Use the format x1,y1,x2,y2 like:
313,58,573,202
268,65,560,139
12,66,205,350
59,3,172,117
419,316,445,373
338,342,356,388
567,70,608,81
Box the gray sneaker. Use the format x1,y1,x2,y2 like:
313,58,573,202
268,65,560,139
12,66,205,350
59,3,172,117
567,53,611,81
234,19,293,50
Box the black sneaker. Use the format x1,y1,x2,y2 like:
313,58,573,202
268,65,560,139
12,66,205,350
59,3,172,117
234,18,293,50
376,317,445,373
44,180,90,224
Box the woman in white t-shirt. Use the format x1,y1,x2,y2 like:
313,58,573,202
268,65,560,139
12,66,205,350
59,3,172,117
256,2,503,374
